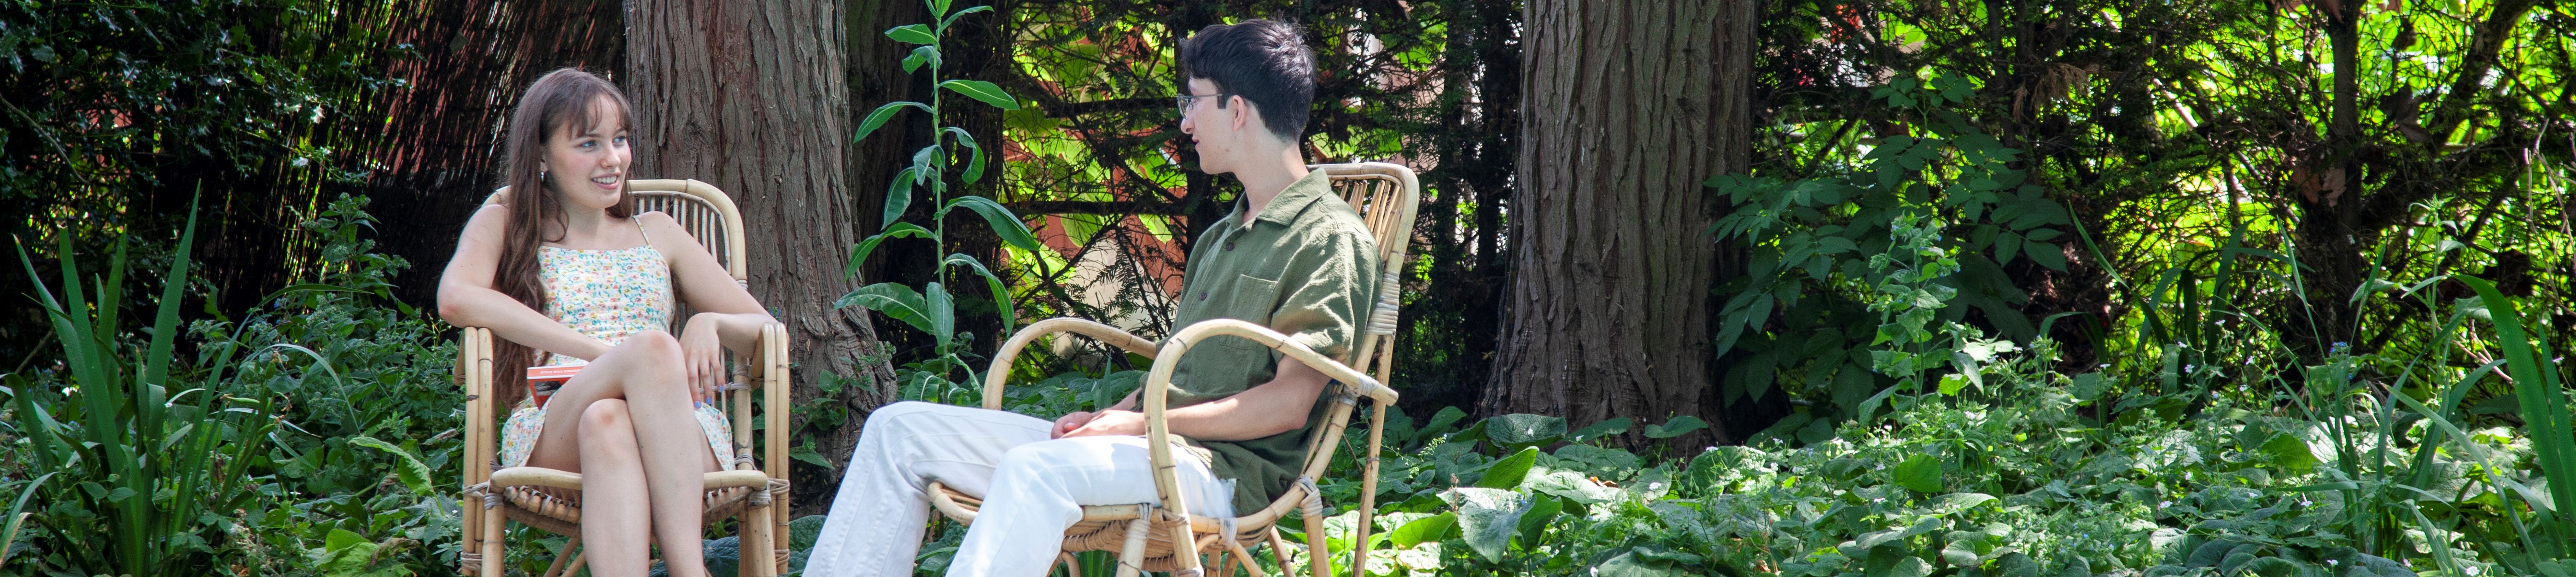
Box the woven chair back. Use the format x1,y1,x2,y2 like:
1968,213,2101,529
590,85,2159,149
485,179,747,285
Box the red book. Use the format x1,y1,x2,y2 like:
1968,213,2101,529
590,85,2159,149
527,364,583,408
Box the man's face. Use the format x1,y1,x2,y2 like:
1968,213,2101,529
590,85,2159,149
1179,77,1245,175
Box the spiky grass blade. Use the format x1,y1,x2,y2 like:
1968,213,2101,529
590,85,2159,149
2462,277,2576,546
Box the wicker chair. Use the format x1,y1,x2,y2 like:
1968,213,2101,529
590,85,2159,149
926,162,1418,577
453,179,793,577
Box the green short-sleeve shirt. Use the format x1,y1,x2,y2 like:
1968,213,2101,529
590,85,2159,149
1168,169,1379,513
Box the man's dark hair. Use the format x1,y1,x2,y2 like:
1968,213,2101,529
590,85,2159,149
1178,19,1316,140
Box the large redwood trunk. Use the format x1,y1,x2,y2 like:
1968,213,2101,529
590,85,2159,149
624,0,894,514
1483,0,1755,446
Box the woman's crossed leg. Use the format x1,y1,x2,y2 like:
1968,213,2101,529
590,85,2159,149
525,329,722,577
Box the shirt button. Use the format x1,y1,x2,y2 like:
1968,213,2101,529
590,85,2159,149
1198,292,1208,301
1225,241,1236,251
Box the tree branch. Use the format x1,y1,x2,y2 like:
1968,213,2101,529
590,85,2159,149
2424,0,2540,138
1042,97,1167,117
1007,200,1186,215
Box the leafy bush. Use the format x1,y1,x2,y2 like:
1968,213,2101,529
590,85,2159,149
2,196,459,577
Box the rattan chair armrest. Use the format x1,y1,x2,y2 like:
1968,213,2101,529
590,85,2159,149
1133,319,1394,529
488,468,779,491
980,318,1161,410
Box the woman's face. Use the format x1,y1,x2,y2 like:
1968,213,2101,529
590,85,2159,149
541,97,632,211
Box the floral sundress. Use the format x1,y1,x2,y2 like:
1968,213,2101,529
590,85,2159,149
496,219,734,469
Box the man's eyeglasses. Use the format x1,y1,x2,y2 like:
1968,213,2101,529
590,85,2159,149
1175,93,1234,116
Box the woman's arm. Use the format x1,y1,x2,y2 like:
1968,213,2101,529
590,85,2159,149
642,212,776,354
645,212,778,402
437,204,613,361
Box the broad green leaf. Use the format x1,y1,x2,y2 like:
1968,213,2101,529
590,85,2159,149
939,79,1020,110
1928,492,1996,513
1515,494,1560,548
1643,415,1706,439
1567,418,1631,443
2024,239,2066,270
1892,454,1943,492
1552,444,1640,475
886,24,936,45
1486,414,1566,447
348,436,435,496
1592,551,1686,577
2260,433,2319,474
855,101,930,142
926,281,956,347
883,167,918,229
1477,447,1539,489
325,528,368,552
1525,469,1620,504
902,45,941,73
938,5,994,33
1438,487,1525,563
944,127,989,184
1387,512,1455,548
845,223,936,277
835,283,933,334
943,253,1016,336
942,196,1040,251
911,144,943,180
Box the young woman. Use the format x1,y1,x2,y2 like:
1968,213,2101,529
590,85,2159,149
437,68,775,577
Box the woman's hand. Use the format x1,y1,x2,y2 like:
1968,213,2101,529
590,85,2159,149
679,313,728,404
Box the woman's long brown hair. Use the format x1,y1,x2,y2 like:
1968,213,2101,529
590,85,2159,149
490,68,638,408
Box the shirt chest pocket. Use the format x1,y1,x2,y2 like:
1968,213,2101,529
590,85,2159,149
1196,273,1283,353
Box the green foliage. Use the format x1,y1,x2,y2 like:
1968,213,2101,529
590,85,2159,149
838,0,1032,413
3,198,269,576
1,196,452,576
1710,75,2070,423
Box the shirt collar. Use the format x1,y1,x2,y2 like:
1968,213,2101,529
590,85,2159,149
1234,169,1335,228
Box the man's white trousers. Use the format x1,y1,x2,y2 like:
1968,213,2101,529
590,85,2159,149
803,401,1232,577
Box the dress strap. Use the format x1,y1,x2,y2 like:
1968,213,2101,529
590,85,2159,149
635,216,653,245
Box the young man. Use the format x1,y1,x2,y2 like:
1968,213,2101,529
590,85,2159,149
804,19,1380,577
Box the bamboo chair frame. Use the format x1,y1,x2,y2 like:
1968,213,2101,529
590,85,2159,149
925,162,1419,577
453,179,793,577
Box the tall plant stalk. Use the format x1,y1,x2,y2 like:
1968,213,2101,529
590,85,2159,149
837,0,1039,398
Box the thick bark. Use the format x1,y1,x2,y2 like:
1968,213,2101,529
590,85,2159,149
368,0,627,308
624,0,893,515
1484,0,1754,446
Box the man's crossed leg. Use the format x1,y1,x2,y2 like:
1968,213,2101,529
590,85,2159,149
803,402,1231,577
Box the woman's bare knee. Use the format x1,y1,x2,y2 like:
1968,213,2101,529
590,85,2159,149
622,329,680,355
580,399,634,437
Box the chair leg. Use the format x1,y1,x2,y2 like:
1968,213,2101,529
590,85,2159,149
562,548,589,577
481,499,507,577
1056,552,1084,577
460,496,484,575
542,536,582,577
742,495,776,577
1221,536,1270,577
1301,509,1329,577
1265,527,1296,570
1113,511,1153,577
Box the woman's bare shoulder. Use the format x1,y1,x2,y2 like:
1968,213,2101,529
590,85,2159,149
461,203,512,238
635,210,697,241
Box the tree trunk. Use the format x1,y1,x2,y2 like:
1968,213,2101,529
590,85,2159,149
1484,0,1754,447
624,0,893,515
